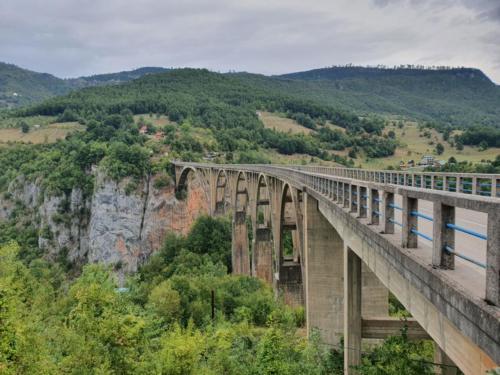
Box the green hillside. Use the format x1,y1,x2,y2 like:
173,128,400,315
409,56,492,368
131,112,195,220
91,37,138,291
275,66,500,127
0,62,169,109
0,62,71,108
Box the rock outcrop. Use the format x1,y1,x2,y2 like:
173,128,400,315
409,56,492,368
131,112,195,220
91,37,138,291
0,170,208,274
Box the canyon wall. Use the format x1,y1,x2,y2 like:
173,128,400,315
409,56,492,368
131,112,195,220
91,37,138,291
0,170,208,274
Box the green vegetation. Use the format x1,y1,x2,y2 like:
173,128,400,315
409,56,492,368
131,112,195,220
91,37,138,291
279,66,500,127
0,215,438,374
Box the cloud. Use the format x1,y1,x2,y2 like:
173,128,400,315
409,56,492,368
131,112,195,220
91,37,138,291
0,0,499,83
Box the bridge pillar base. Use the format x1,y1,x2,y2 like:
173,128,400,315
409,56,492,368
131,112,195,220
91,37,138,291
253,228,273,284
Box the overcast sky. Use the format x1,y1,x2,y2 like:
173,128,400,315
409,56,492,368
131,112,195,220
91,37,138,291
1,0,499,82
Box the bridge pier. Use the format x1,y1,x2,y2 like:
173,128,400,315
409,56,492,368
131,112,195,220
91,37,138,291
304,192,344,345
344,246,362,373
232,210,250,275
253,227,273,283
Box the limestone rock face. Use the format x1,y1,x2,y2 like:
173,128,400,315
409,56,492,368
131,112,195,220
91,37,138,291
0,170,208,274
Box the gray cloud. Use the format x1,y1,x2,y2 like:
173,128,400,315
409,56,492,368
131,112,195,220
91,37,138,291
0,0,499,83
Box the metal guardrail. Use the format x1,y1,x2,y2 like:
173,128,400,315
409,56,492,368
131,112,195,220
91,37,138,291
174,161,500,306
286,165,500,198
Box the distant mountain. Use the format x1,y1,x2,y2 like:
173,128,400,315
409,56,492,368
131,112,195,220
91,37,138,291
70,67,169,86
3,62,499,127
0,62,70,108
0,63,169,109
274,66,500,126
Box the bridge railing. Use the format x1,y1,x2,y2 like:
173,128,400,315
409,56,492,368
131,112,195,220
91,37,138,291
289,169,499,306
286,165,500,198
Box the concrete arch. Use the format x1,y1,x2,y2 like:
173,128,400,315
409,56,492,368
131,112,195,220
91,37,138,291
232,171,251,275
277,182,304,306
177,166,197,192
215,169,231,215
252,174,275,284
176,166,210,205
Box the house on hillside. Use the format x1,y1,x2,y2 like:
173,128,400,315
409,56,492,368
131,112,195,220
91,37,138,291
139,125,148,135
419,155,434,166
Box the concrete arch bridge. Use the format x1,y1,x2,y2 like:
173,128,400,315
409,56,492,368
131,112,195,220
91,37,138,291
173,162,500,375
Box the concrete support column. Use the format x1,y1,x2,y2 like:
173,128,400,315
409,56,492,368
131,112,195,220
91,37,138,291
253,227,273,283
303,193,344,346
382,191,394,234
344,246,362,374
402,195,418,248
432,203,455,269
486,209,500,306
232,211,250,275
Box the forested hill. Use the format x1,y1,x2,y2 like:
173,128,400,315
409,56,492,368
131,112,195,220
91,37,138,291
0,62,168,108
0,62,70,108
275,66,500,127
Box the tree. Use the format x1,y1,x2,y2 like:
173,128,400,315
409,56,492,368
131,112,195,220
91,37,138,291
456,141,464,151
387,130,396,139
479,140,488,151
19,121,29,133
435,143,444,155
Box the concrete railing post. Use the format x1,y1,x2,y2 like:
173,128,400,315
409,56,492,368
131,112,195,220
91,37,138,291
456,176,462,193
350,185,357,213
358,186,367,218
344,183,350,208
402,196,418,248
382,191,394,234
432,203,455,269
492,177,498,198
486,209,500,306
369,189,379,225
421,175,426,188
344,246,362,374
472,177,478,195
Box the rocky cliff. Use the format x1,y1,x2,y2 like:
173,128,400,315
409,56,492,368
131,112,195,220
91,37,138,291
0,170,208,274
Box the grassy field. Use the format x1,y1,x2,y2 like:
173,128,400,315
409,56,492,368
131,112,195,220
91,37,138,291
134,114,175,127
0,122,85,144
259,111,314,135
0,115,56,129
353,123,500,169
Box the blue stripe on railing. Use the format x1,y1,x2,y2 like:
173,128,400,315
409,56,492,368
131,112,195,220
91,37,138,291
446,223,487,240
389,218,403,227
352,201,357,205
374,198,381,203
362,205,368,209
444,246,486,269
411,228,432,241
410,211,433,221
362,195,368,199
389,203,402,210
373,210,381,217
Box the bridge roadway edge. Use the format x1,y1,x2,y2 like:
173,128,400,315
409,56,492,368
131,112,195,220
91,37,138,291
306,187,499,373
